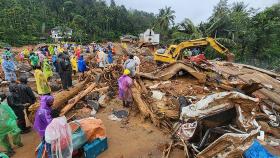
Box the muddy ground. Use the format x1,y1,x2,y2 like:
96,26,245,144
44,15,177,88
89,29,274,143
1,98,184,158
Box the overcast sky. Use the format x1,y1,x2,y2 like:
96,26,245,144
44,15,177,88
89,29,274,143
110,0,279,24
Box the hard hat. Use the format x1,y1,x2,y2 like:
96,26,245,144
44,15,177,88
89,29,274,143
124,69,130,75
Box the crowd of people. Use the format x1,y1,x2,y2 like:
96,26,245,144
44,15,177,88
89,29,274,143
0,42,141,157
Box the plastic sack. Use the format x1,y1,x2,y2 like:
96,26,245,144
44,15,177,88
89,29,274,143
244,140,277,158
45,116,73,158
69,121,87,151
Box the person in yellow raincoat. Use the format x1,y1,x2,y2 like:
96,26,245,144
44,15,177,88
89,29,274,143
70,55,78,75
58,46,64,54
42,59,53,79
34,65,51,95
48,45,54,56
23,49,29,58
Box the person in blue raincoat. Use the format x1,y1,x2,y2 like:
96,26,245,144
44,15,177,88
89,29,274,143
1,55,17,82
52,54,58,72
78,55,87,80
107,48,113,64
78,55,86,73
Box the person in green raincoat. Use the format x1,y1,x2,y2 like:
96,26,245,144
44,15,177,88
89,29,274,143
0,93,23,157
42,58,53,79
3,48,12,57
29,53,39,69
0,152,9,158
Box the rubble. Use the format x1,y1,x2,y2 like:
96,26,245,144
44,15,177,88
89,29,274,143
138,61,206,83
7,43,278,157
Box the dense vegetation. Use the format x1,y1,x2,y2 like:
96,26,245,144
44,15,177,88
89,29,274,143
0,0,155,45
154,1,280,70
0,0,279,69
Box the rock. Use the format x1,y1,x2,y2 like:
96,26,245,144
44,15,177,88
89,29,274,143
151,90,165,100
16,62,32,72
85,91,100,101
98,94,106,106
87,100,100,111
112,110,129,118
90,109,97,116
107,87,115,99
49,82,62,92
108,114,122,121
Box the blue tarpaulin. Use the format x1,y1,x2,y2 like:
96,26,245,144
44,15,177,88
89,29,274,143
244,140,278,158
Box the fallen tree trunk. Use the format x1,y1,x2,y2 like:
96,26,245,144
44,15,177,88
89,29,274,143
60,85,109,116
28,79,90,123
132,80,160,126
60,83,96,115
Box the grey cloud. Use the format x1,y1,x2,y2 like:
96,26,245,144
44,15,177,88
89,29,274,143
110,0,278,24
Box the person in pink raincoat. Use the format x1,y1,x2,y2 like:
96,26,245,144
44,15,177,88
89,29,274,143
118,69,133,107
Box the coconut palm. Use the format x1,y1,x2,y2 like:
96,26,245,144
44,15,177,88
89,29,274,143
154,7,175,31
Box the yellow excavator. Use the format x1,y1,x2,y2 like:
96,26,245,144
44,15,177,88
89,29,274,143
154,37,234,64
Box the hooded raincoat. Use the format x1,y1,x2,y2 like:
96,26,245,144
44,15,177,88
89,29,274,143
0,102,21,139
78,56,86,73
0,102,21,151
118,75,133,102
43,59,53,79
35,69,51,95
45,116,73,158
124,59,137,77
1,57,17,81
49,45,54,55
108,50,113,64
34,95,54,138
70,56,78,72
29,54,39,67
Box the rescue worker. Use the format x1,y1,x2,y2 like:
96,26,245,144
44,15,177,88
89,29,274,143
78,55,87,73
1,54,17,82
42,58,53,80
118,69,133,107
96,48,106,68
124,54,137,77
0,93,23,157
34,65,51,95
29,53,39,69
57,53,72,90
107,48,113,64
34,95,54,158
48,45,54,56
133,55,141,73
52,54,58,72
70,55,78,75
7,82,29,133
17,76,36,127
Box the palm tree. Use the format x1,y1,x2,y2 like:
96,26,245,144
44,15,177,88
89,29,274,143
173,18,235,46
154,7,175,31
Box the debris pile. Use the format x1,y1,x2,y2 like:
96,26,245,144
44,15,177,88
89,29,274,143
129,51,280,157
23,43,280,157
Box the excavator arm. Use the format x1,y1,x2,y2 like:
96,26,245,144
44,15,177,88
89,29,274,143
154,37,234,64
172,37,234,61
